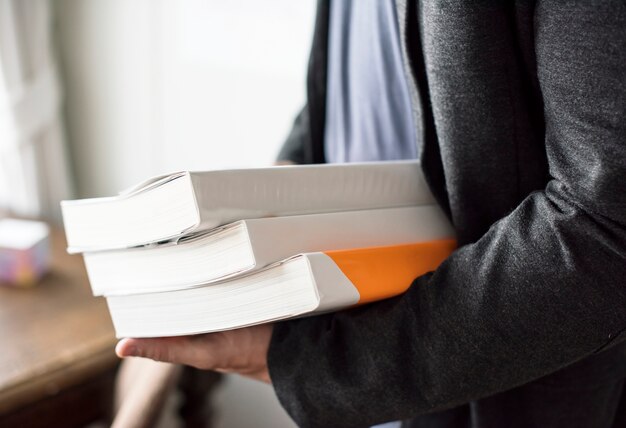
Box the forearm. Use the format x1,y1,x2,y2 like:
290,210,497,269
268,181,626,427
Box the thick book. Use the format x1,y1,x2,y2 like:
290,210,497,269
107,240,457,338
61,161,434,252
84,206,454,296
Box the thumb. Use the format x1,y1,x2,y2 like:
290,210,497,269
116,336,210,367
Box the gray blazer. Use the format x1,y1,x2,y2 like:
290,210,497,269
272,1,626,427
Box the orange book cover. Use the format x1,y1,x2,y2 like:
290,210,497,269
324,239,457,304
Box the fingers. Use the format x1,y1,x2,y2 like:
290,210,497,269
116,336,217,369
114,325,273,384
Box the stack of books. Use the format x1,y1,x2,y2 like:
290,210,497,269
61,161,456,338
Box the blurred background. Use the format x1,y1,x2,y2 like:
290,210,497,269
1,0,314,216
0,0,315,426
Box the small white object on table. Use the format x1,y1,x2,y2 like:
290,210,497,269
0,218,50,287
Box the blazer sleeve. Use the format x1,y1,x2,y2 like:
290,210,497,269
275,105,310,164
267,3,626,427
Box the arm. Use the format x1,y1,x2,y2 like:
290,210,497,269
277,0,329,165
276,105,310,165
267,2,626,426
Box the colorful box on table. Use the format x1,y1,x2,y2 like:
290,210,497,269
0,219,50,287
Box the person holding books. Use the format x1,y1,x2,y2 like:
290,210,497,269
117,1,626,427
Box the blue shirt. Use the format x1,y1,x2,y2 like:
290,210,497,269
324,0,417,163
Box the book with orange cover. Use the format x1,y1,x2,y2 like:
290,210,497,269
107,240,456,338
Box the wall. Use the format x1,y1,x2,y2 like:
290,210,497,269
55,0,315,197
54,1,315,427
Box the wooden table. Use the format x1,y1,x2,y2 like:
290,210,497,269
0,226,119,427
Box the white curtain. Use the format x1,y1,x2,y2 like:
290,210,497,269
0,0,72,222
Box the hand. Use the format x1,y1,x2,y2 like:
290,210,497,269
115,323,273,383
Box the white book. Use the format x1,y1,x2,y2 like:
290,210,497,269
84,206,454,296
61,161,434,252
107,239,457,338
